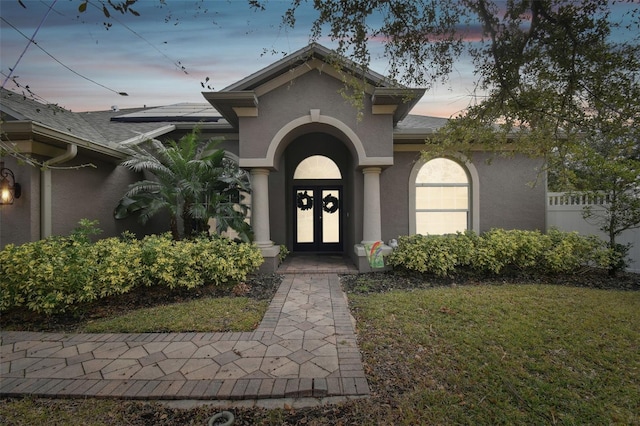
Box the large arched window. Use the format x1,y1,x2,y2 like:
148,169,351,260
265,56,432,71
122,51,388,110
410,158,474,235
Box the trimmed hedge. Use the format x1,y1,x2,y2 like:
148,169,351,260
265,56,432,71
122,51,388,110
387,229,614,277
0,232,263,315
137,234,264,289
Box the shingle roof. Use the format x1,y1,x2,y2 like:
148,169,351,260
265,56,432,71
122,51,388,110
395,114,449,133
1,88,448,155
0,89,209,151
1,88,112,145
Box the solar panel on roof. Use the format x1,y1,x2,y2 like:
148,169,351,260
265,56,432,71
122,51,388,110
110,103,222,122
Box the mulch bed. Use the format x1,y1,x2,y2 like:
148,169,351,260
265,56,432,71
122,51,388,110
341,267,640,295
0,274,283,333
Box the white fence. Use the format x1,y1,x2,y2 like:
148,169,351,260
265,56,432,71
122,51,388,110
547,192,640,273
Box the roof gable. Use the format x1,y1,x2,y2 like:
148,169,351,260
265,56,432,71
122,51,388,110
223,43,392,93
203,43,425,127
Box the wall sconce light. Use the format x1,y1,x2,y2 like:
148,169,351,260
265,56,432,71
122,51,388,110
0,161,22,205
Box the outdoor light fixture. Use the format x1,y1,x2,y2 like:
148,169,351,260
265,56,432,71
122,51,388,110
0,161,21,205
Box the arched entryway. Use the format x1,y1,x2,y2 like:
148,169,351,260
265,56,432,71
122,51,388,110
284,133,354,254
237,109,393,272
293,155,343,252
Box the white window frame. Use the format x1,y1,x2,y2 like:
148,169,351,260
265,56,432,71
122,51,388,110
409,156,480,235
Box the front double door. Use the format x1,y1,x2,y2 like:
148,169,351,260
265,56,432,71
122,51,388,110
293,185,343,252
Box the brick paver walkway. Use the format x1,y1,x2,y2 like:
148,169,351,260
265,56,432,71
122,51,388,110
0,274,369,401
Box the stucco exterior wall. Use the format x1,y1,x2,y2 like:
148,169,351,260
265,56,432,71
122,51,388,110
474,152,546,232
380,151,417,241
0,156,40,247
50,153,167,239
349,166,364,248
380,150,546,241
268,155,287,247
239,71,394,163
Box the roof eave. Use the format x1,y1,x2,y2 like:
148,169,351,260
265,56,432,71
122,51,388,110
201,91,258,129
373,87,427,124
1,121,129,161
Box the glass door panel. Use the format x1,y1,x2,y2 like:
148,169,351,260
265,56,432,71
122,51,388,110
296,189,314,243
321,190,340,243
293,186,342,252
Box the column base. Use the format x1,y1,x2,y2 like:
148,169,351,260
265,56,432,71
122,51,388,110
256,244,281,274
353,243,393,273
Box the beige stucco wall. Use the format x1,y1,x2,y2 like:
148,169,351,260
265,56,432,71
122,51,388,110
268,155,287,247
473,152,546,232
380,151,416,241
50,153,168,239
235,68,400,260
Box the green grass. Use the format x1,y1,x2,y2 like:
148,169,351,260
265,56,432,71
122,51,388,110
1,283,638,425
0,398,133,426
80,297,269,333
350,284,640,425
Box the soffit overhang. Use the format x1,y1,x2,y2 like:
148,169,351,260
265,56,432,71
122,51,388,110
1,121,129,162
201,92,258,129
372,87,427,125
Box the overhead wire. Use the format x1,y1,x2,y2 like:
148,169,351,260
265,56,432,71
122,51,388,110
0,70,57,105
85,0,189,75
0,16,128,96
1,0,58,90
2,0,196,101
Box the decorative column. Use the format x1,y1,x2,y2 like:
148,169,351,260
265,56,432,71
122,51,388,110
362,167,382,244
250,168,273,248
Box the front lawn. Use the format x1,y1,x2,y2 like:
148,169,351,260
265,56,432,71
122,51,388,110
1,273,639,425
80,297,268,333
348,281,639,425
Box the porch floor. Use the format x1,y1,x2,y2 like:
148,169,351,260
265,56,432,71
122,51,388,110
277,253,359,275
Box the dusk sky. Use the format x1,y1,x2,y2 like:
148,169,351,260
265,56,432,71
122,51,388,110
0,0,483,118
1,1,635,118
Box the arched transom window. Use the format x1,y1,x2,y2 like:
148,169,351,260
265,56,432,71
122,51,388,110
414,158,470,235
294,155,341,179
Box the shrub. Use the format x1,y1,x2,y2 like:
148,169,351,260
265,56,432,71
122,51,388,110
541,229,610,273
387,234,460,277
1,224,264,315
0,236,95,314
89,237,143,298
278,244,290,265
470,229,548,274
387,229,613,277
138,234,263,289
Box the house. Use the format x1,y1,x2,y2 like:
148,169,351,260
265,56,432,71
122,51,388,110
0,44,546,272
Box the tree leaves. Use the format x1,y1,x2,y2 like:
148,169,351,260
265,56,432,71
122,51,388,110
116,129,253,241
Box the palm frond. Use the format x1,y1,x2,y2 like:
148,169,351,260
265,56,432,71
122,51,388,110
115,128,252,240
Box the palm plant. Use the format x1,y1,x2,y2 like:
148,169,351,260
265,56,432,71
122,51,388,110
114,129,252,241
